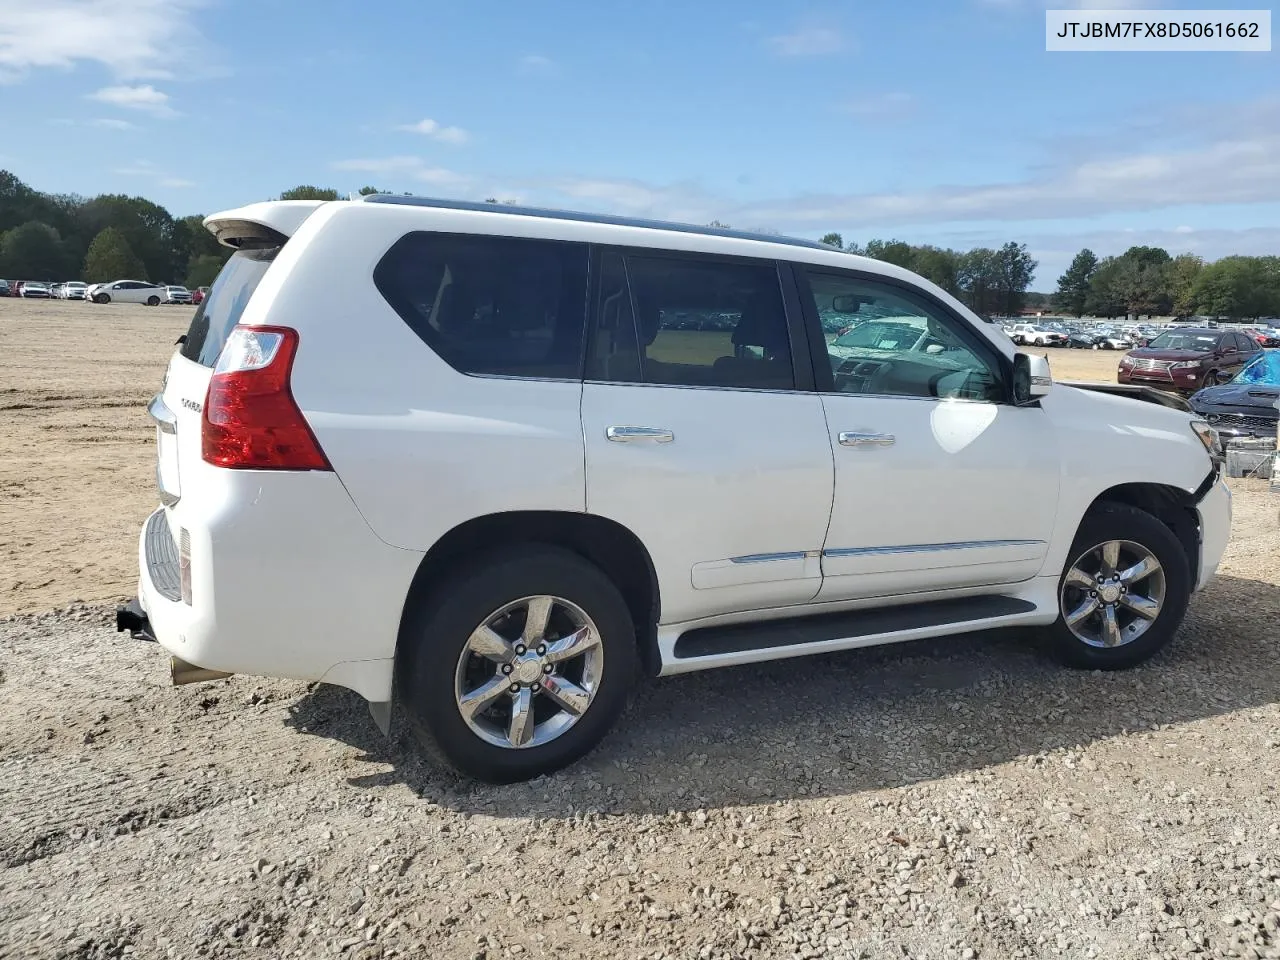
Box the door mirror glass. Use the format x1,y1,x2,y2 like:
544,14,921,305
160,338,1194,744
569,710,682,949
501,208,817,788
1013,352,1052,405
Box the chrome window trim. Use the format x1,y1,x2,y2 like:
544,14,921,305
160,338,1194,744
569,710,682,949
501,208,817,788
583,378,803,397
823,539,1045,558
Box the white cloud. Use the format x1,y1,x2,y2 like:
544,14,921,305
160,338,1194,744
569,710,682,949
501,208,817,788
0,0,204,83
160,177,194,188
332,156,470,186
842,91,916,119
88,84,178,118
768,23,846,57
91,117,135,130
112,159,193,188
518,54,555,73
394,118,469,143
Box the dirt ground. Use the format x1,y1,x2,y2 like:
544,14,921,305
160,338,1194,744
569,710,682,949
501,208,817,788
3,297,1280,960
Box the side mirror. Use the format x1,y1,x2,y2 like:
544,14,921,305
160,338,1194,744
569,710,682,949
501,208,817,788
1013,352,1052,405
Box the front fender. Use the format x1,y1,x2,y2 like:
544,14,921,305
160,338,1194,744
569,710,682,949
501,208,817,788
1038,384,1214,575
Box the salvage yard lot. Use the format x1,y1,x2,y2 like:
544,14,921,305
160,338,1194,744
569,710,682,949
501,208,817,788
2,297,1279,960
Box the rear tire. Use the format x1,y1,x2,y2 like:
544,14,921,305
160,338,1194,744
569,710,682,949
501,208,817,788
1045,502,1191,670
396,545,638,783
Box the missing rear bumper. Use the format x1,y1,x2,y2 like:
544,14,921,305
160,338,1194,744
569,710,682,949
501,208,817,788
115,598,156,641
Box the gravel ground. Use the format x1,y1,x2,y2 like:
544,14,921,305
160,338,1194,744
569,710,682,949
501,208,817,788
2,481,1279,960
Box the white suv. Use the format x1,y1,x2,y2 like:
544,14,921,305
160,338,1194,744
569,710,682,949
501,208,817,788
120,197,1232,783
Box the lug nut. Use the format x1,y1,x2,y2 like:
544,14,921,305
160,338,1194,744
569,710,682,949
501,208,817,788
543,664,553,674
509,683,520,693
536,645,547,656
514,644,526,656
501,663,513,675
1089,590,1097,598
531,681,541,692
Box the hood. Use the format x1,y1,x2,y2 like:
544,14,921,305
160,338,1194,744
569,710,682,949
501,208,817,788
1191,382,1280,409
1126,347,1209,361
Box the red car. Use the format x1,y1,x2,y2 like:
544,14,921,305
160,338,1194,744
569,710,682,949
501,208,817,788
192,286,210,304
1117,327,1262,393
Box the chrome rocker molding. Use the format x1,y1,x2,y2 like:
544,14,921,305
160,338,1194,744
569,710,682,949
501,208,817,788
822,539,1045,558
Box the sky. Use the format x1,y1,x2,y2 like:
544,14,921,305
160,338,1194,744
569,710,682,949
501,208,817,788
0,0,1276,287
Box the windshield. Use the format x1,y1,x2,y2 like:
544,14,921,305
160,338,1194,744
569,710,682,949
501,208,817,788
179,249,278,367
1235,351,1280,385
832,321,925,351
1147,331,1218,351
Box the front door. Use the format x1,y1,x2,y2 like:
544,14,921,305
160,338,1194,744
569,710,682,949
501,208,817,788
796,267,1061,601
581,249,834,625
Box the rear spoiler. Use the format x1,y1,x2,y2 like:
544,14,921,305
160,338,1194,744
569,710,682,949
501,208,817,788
203,200,330,249
1058,380,1191,411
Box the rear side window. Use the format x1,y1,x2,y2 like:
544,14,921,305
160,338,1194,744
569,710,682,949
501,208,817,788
590,251,795,390
180,249,278,367
374,232,590,378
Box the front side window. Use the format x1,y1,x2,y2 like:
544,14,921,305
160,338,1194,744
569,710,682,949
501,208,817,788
804,270,1002,402
590,252,795,390
375,232,589,378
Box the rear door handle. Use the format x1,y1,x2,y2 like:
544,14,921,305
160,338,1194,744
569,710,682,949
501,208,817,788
839,431,895,447
606,426,674,444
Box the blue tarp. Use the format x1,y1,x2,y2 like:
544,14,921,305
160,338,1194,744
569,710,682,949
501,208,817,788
1237,350,1280,385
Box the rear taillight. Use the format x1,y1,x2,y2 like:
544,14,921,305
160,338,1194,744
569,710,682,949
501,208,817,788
201,325,331,470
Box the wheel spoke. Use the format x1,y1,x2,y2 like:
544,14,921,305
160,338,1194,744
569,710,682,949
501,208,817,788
1101,604,1123,646
540,675,591,716
1100,541,1121,575
467,625,514,662
458,675,510,721
1064,567,1095,590
543,625,600,665
522,596,553,645
507,687,535,747
1117,556,1159,585
1120,593,1161,621
1065,595,1100,626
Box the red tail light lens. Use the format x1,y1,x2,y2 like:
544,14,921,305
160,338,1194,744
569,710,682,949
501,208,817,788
202,325,331,470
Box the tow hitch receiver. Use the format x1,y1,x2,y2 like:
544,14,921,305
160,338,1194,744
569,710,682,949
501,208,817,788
116,598,156,642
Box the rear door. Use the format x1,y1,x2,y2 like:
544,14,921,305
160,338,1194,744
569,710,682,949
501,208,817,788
581,248,834,625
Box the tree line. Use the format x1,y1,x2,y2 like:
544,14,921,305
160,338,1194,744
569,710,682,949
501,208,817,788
816,233,1037,318
1055,246,1280,322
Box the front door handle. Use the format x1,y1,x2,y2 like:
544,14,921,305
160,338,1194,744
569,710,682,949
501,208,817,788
606,426,674,444
839,431,895,447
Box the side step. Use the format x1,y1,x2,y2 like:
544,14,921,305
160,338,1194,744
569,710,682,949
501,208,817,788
672,595,1036,660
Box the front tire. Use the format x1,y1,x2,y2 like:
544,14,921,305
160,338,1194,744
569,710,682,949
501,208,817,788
1046,503,1191,670
94,294,110,304
146,295,161,306
396,545,637,783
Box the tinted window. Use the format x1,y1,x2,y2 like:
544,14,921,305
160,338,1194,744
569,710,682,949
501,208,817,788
805,270,1002,402
587,252,641,382
591,253,794,390
180,248,277,367
1236,333,1256,351
1147,331,1218,351
374,232,589,378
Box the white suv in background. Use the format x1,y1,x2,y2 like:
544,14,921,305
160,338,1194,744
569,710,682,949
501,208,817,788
119,197,1232,783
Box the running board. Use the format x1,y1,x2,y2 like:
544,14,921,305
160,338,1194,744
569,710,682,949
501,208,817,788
672,595,1037,660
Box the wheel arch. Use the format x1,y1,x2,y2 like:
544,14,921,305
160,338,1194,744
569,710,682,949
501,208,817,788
1084,482,1201,585
397,511,662,675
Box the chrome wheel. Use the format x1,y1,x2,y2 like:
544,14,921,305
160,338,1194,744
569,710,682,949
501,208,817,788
1060,540,1166,648
454,595,603,750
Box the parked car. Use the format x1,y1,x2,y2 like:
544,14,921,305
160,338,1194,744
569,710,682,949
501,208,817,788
1008,323,1068,347
20,281,51,299
89,280,166,305
1095,332,1132,350
1242,328,1280,348
163,285,193,304
1119,328,1261,393
192,286,210,305
60,281,88,300
1067,331,1101,349
11,281,25,297
1188,351,1280,441
0,280,9,297
117,195,1232,783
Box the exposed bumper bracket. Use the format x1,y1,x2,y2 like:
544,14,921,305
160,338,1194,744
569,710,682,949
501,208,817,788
116,598,156,642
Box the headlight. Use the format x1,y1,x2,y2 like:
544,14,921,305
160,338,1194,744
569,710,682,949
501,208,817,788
1118,355,1133,365
1190,419,1222,460
1172,360,1200,370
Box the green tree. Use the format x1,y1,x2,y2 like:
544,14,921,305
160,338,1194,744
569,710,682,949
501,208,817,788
957,248,1001,316
1112,245,1172,319
83,227,146,282
1190,256,1280,320
0,221,69,278
1055,248,1098,318
863,239,915,270
278,185,340,201
1165,253,1203,317
1084,257,1125,319
185,254,225,288
73,194,178,282
819,232,843,249
910,245,961,295
994,242,1037,317
357,185,386,196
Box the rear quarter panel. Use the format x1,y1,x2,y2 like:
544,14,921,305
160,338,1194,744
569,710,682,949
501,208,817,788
237,202,587,552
